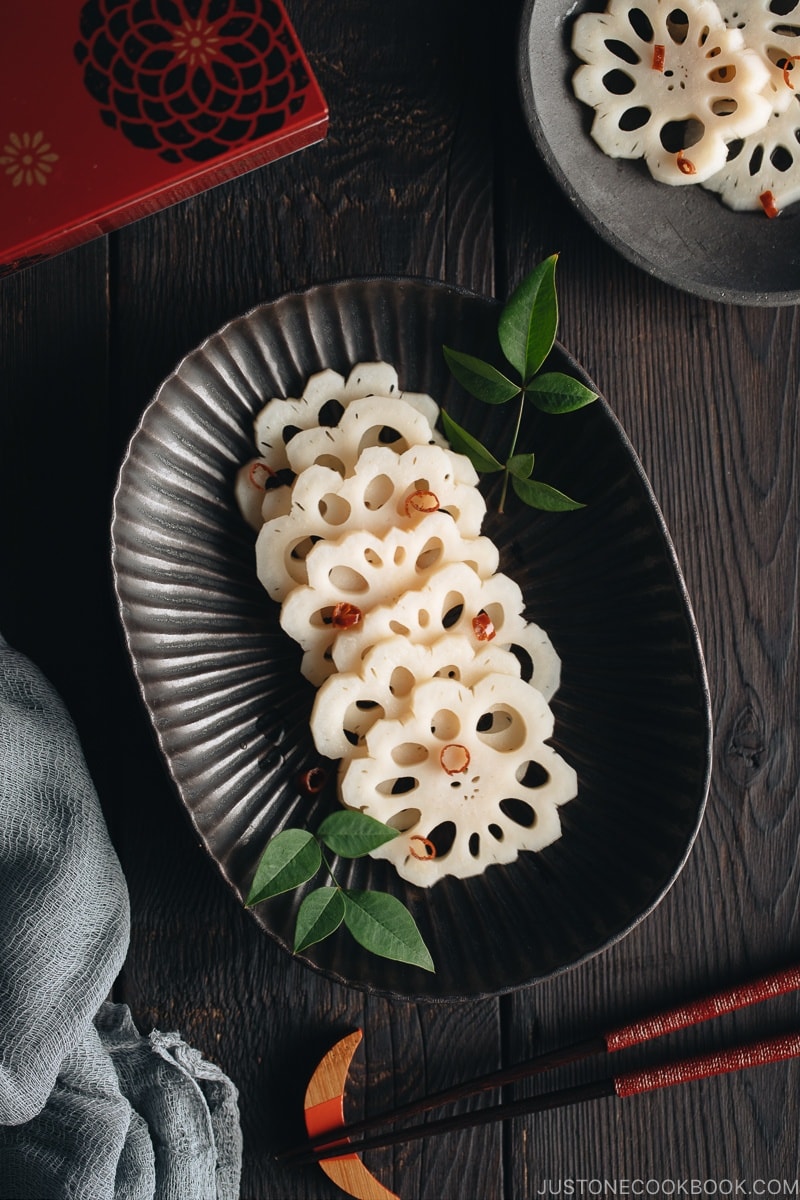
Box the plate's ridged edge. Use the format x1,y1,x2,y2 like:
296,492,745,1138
111,277,712,1000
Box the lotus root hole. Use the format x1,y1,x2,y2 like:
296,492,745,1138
516,759,551,789
602,68,637,94
619,106,651,131
387,807,422,832
318,494,351,525
442,595,465,627
499,797,537,828
604,37,641,64
426,822,456,857
475,705,527,753
327,564,369,592
317,453,346,474
659,117,705,152
377,775,418,796
415,538,444,572
430,708,461,741
363,473,394,510
389,665,415,697
391,741,428,767
628,8,654,41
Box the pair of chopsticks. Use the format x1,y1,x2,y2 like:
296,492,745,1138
279,962,800,1167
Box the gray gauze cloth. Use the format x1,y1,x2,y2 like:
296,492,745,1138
0,635,242,1200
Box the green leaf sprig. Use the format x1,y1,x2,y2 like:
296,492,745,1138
245,809,434,973
442,254,598,513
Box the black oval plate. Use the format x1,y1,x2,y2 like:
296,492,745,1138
517,0,800,306
111,277,712,1001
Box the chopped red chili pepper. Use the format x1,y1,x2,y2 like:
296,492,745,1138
652,44,665,71
297,765,328,794
409,835,437,860
440,743,470,775
759,190,780,219
331,601,362,629
248,460,275,489
676,152,697,176
472,611,496,641
404,489,440,516
782,55,800,89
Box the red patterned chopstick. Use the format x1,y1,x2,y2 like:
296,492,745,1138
280,964,800,1166
605,964,800,1052
292,1031,800,1165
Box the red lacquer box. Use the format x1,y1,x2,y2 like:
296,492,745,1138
0,1,328,275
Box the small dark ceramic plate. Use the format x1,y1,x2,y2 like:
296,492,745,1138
517,0,800,306
111,277,712,1001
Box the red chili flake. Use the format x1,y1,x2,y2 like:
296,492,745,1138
248,460,274,489
297,765,328,794
331,601,362,629
404,489,440,517
652,44,665,71
472,611,496,641
409,835,437,860
782,55,800,89
440,743,470,775
676,152,697,176
759,190,780,219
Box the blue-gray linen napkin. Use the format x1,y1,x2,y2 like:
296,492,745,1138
0,634,243,1200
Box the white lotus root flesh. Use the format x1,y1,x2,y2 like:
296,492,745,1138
572,0,773,184
339,674,578,887
236,362,440,529
279,516,500,685
702,92,800,209
238,361,575,886
717,0,800,114
255,442,486,601
310,633,523,761
285,395,444,479
329,560,562,702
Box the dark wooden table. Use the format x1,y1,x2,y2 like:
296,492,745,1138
2,2,800,1197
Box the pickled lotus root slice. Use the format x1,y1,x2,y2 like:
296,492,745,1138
279,517,501,684
252,368,346,477
702,91,800,209
286,396,443,478
251,362,438,472
571,0,772,184
254,443,486,601
339,674,578,887
340,361,440,428
310,632,522,761
717,0,800,114
330,560,561,701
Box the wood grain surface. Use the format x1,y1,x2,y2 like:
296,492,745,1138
1,1,799,1198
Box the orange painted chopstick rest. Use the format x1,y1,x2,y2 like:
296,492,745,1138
283,962,800,1170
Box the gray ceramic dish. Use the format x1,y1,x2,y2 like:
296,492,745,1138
517,0,800,306
111,277,712,1000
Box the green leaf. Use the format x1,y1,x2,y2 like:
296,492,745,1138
245,829,321,906
441,410,503,474
317,810,399,858
506,452,535,480
526,371,598,414
294,887,346,952
511,474,585,512
498,254,558,382
342,890,435,972
442,346,520,405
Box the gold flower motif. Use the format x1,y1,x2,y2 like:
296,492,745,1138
171,17,222,68
1,131,59,187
